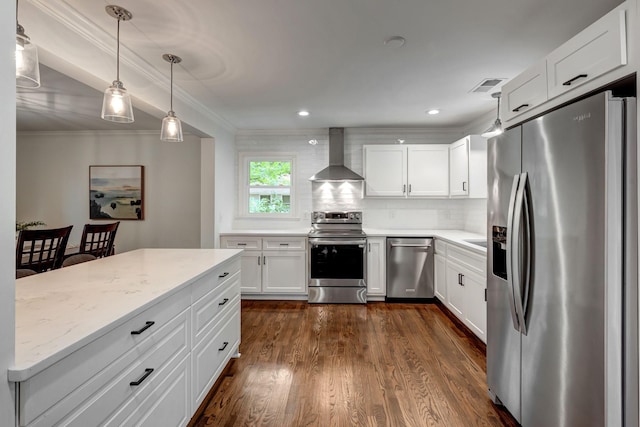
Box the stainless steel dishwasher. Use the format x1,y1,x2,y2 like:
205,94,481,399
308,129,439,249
386,237,434,299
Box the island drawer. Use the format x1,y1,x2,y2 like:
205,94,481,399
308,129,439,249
18,288,190,427
192,272,240,345
191,257,241,303
192,301,241,408
22,306,190,427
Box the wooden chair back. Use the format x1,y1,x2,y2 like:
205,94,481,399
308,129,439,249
16,226,73,273
79,222,120,258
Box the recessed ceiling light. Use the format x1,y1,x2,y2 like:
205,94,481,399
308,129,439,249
308,139,318,145
397,139,405,144
298,110,310,117
427,109,440,115
384,36,406,48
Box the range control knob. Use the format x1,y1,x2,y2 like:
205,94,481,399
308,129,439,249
348,213,354,219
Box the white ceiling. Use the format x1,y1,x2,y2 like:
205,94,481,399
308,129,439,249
17,0,623,132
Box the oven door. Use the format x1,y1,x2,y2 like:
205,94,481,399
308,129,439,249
308,237,367,287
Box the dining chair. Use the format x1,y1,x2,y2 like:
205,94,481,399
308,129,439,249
16,226,73,273
62,222,119,267
16,268,37,279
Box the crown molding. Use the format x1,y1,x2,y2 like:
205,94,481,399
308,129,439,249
28,0,237,135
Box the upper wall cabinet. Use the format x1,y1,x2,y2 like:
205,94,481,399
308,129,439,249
449,135,487,199
363,144,449,198
546,8,627,99
502,61,548,122
501,0,632,126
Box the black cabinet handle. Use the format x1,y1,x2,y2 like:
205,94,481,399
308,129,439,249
218,272,229,278
218,341,229,351
462,181,467,192
263,256,266,265
130,368,154,386
279,243,289,246
258,256,261,265
460,274,465,286
562,74,588,86
409,184,412,194
512,103,530,112
219,298,229,306
131,321,155,335
237,243,247,246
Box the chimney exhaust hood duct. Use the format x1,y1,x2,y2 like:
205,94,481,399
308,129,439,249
309,128,364,181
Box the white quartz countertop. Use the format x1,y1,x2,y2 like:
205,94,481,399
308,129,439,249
11,248,242,382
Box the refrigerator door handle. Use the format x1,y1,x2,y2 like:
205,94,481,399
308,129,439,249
512,172,529,335
506,174,521,331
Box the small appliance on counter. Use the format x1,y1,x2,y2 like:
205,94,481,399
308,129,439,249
386,237,434,300
308,211,367,303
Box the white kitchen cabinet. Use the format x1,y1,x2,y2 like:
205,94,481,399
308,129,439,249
434,253,447,302
366,237,386,299
14,252,241,427
546,7,627,99
363,144,449,198
437,239,487,343
221,235,307,296
448,135,488,199
501,60,548,122
407,145,449,197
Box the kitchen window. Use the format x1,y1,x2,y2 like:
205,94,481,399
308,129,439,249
239,153,296,217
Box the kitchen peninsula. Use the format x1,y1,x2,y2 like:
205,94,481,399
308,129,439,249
11,248,242,427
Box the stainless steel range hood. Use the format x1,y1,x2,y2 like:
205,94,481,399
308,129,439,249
309,128,364,181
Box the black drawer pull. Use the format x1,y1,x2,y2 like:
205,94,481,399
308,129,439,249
512,103,529,112
219,298,229,306
131,321,155,335
237,243,247,246
218,272,230,279
279,243,289,246
130,368,154,386
218,342,229,351
562,74,588,86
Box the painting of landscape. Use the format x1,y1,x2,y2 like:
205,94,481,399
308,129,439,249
90,165,144,220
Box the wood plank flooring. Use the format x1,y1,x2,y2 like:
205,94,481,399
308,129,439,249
194,301,518,427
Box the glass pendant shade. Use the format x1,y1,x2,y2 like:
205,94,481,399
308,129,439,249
482,119,503,138
481,92,503,138
16,26,40,88
161,111,183,142
101,81,134,123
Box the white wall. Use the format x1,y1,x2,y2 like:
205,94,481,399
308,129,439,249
1,1,16,424
17,131,203,253
230,128,488,234
213,127,236,247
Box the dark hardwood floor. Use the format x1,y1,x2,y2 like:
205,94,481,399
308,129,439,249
194,301,518,427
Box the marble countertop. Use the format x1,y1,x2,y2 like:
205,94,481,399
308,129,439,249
11,248,242,382
220,229,310,236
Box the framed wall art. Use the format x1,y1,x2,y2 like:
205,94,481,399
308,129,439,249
89,165,144,220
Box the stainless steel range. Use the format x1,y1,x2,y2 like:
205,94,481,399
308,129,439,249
308,211,367,304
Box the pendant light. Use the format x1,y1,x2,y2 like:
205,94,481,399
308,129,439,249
101,5,134,123
16,0,40,88
160,54,183,142
482,92,503,138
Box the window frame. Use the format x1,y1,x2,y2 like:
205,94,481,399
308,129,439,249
238,152,297,218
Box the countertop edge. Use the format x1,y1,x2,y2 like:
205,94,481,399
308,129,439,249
9,249,243,382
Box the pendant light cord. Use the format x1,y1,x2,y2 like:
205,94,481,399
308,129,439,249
116,17,120,82
170,60,174,111
496,95,501,121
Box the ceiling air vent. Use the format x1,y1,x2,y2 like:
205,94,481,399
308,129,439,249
470,78,506,93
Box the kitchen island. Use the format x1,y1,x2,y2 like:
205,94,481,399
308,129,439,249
12,248,242,427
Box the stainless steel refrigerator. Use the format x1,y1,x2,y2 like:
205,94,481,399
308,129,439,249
487,91,638,426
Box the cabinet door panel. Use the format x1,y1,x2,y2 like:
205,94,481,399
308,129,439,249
502,60,548,122
407,145,449,197
262,251,306,293
445,261,465,318
434,254,447,302
449,137,469,197
364,145,406,197
366,237,386,296
240,251,262,293
463,271,487,343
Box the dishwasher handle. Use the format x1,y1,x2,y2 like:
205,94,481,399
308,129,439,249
389,243,432,248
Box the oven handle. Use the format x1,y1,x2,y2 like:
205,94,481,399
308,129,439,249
309,239,367,246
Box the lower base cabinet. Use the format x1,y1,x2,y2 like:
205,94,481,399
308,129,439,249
15,256,242,427
435,239,487,343
221,236,307,295
366,237,386,299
